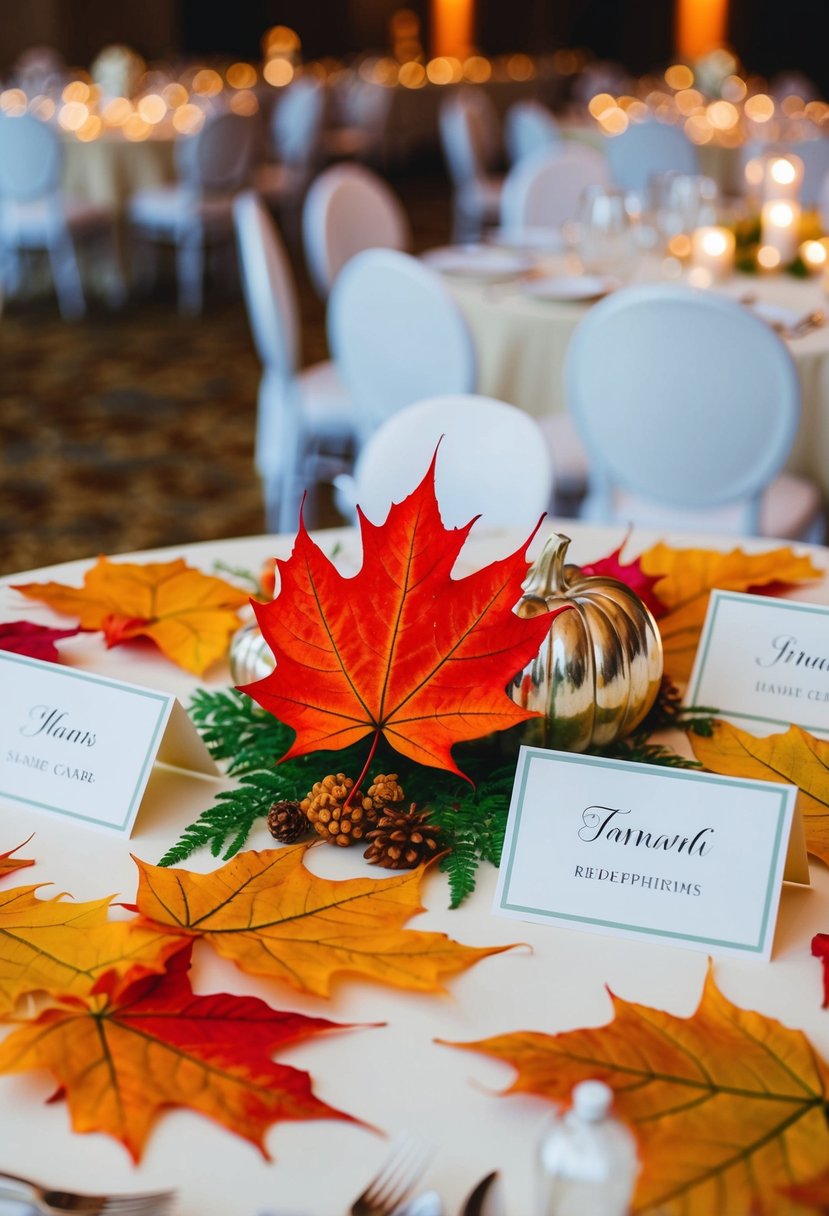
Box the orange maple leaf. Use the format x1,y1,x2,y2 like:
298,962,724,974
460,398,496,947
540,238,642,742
690,721,829,865
243,458,557,783
0,884,183,1016
13,556,249,676
443,970,829,1215
639,543,822,684
133,845,517,998
0,837,34,882
0,944,364,1162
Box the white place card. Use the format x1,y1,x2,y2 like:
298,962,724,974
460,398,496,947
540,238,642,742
686,590,829,737
0,652,218,836
494,747,799,960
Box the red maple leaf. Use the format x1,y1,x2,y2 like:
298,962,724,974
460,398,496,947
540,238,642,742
0,620,82,662
812,933,829,1008
580,540,667,618
243,456,560,784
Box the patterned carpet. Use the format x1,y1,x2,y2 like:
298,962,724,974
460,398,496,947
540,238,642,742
0,169,451,577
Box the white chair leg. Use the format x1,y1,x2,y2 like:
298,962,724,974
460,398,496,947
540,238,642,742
176,231,204,316
47,232,85,320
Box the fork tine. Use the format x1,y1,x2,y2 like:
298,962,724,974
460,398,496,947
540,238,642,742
359,1137,431,1216
100,1193,175,1215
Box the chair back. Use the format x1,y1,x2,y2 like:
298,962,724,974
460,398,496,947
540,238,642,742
565,284,801,535
606,121,698,196
347,393,553,530
176,112,256,194
233,190,300,380
439,89,500,189
0,113,62,202
327,248,478,442
504,100,561,165
302,163,411,298
500,143,610,231
271,75,326,169
788,137,829,207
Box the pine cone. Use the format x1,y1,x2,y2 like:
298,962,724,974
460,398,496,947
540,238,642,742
301,773,375,847
364,803,442,869
266,800,309,844
365,773,405,810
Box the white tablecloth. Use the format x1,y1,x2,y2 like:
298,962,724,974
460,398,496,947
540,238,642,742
1,523,828,1216
447,260,829,499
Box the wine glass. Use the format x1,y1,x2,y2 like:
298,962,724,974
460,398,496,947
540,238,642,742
575,186,637,280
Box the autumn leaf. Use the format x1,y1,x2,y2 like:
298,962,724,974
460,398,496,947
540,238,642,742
0,620,83,662
13,557,249,676
0,884,182,1016
133,845,516,998
0,838,34,882
579,540,666,619
639,543,822,683
812,934,829,1009
444,970,829,1216
243,456,557,783
0,944,364,1163
690,722,829,864
779,1168,829,1211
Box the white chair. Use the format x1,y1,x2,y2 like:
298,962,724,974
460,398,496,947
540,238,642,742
605,121,699,198
499,143,610,233
233,190,358,532
324,76,393,164
439,89,504,242
129,111,256,314
327,247,478,446
254,76,326,220
504,100,562,166
333,393,553,536
564,283,825,542
302,163,411,299
788,138,829,208
0,113,122,320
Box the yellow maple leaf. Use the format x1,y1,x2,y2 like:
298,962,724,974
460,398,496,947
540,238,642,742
0,837,34,882
133,845,516,997
444,970,829,1216
13,556,249,675
0,884,183,1016
690,721,829,865
640,544,822,684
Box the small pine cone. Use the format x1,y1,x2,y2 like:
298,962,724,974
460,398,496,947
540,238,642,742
266,800,309,844
301,773,373,847
363,803,442,870
365,773,405,811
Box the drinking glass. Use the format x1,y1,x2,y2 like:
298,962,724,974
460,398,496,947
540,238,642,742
575,187,637,279
649,172,718,252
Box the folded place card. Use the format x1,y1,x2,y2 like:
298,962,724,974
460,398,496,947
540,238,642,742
0,652,218,836
686,590,829,737
494,746,799,960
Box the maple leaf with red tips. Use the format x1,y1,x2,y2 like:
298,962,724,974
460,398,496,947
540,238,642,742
0,943,366,1163
812,933,829,1008
0,838,35,882
243,457,560,783
579,542,667,619
0,620,83,662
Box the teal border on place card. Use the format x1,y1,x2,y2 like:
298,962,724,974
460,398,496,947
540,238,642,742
687,590,829,735
0,650,171,832
498,747,792,954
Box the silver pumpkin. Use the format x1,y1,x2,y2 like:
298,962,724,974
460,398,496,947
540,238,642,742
228,617,276,684
508,533,663,752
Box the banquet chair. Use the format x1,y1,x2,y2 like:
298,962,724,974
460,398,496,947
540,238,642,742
0,112,122,320
254,76,326,231
788,138,829,208
564,283,825,542
438,89,504,242
233,190,357,532
499,143,610,233
504,100,562,166
302,163,411,299
327,247,478,447
332,393,553,535
324,77,393,165
605,121,699,198
128,111,256,315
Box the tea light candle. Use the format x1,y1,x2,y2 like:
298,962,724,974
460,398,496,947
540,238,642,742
691,225,735,280
760,200,801,266
762,153,804,202
800,238,829,274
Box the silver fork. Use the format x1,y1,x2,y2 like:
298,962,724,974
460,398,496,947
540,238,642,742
0,1170,174,1216
350,1137,432,1216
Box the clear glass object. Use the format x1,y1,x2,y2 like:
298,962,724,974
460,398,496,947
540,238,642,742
535,1080,639,1216
575,187,637,279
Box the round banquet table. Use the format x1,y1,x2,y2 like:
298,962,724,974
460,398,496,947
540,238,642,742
445,255,829,501
62,131,177,213
1,520,828,1216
